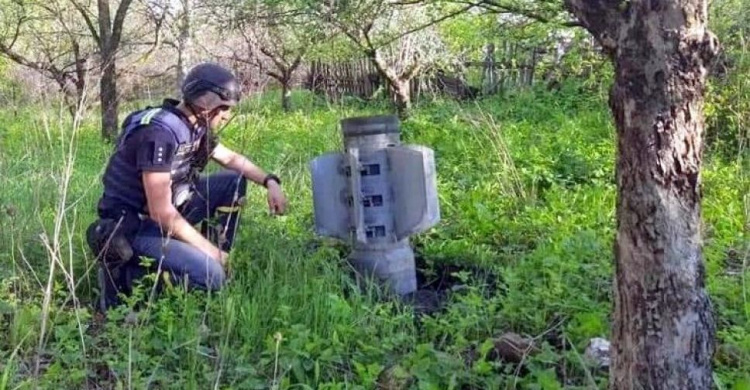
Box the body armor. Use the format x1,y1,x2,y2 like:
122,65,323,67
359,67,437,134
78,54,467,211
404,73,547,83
103,105,214,214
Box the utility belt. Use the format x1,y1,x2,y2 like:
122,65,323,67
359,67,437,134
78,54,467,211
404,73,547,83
86,207,143,268
88,182,195,266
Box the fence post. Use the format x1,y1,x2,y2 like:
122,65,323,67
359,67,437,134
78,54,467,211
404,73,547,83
482,43,497,95
530,48,538,86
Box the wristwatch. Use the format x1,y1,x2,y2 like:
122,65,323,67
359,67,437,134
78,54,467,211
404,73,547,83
263,174,281,188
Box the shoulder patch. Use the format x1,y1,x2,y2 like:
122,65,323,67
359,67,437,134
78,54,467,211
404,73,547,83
147,109,192,143
140,109,162,125
152,141,175,165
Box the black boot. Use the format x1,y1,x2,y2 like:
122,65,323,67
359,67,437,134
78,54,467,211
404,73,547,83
97,262,125,312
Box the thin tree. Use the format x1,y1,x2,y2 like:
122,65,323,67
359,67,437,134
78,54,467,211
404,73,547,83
99,0,134,140
312,0,471,118
237,1,323,111
176,0,193,87
207,0,329,111
69,0,135,139
0,0,96,114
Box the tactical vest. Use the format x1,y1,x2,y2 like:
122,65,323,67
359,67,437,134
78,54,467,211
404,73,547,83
99,105,210,216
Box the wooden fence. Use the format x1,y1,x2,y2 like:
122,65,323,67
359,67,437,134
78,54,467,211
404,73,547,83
473,42,540,95
304,42,542,102
306,59,383,101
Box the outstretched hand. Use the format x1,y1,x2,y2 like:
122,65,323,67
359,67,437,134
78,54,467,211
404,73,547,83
266,181,287,215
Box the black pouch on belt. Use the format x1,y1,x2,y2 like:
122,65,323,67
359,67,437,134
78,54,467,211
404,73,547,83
86,213,139,268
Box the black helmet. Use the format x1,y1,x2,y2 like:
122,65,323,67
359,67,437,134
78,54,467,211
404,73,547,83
181,62,241,111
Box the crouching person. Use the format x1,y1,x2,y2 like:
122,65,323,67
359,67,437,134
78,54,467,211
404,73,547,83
87,62,287,311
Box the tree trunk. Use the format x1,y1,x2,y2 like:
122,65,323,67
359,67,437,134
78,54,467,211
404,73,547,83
98,0,115,140
366,50,414,119
72,43,88,112
565,0,720,388
53,75,79,119
100,56,118,140
97,0,133,141
176,0,192,89
392,80,411,120
281,79,292,112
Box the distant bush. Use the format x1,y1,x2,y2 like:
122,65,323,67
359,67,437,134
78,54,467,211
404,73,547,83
705,0,750,159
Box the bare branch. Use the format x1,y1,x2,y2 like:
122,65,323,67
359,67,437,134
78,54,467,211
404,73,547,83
0,42,42,71
111,0,136,48
289,53,303,73
445,0,582,28
68,0,101,44
266,70,283,81
472,0,555,21
259,45,289,72
400,56,422,80
6,10,28,50
0,38,76,93
131,0,168,64
376,3,475,49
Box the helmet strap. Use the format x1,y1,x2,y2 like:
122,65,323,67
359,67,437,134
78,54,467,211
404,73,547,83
184,101,211,131
183,100,235,137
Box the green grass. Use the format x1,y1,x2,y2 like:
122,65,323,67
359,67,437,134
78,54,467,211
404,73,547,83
0,86,747,389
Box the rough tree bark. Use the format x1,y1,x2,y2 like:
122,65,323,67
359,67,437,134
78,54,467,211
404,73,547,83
564,0,720,388
280,79,292,111
391,79,412,120
367,49,419,120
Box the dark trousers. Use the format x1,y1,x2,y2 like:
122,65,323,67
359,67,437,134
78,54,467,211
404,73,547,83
122,170,247,293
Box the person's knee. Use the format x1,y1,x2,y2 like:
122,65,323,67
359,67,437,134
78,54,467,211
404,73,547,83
215,170,246,189
209,170,247,205
202,262,226,291
166,260,225,291
211,171,247,211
